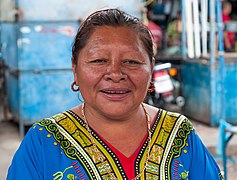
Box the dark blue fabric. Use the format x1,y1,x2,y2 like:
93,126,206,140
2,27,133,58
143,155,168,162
170,130,222,180
7,125,89,180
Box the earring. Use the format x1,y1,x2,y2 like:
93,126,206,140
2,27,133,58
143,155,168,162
147,82,155,93
71,81,80,92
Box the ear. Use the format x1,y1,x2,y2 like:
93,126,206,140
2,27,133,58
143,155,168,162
72,57,76,72
151,57,155,72
71,57,78,83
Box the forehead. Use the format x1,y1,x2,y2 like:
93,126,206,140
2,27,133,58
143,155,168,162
77,26,149,60
89,26,140,43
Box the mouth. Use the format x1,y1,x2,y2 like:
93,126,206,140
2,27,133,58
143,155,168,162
100,90,131,94
100,88,132,101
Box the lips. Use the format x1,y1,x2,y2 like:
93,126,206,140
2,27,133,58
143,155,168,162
100,88,131,100
100,89,130,94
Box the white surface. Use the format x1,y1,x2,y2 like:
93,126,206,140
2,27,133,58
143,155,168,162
193,0,201,58
185,0,195,58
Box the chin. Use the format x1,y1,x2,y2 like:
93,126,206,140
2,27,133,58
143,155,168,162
99,101,140,116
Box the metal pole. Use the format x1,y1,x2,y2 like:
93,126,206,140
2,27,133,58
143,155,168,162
216,0,225,121
181,0,187,59
216,0,226,179
209,0,217,126
14,0,25,138
201,0,208,56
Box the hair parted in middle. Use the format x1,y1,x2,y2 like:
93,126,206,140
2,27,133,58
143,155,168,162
71,8,154,65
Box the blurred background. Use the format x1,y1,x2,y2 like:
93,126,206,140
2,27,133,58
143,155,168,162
1,0,237,179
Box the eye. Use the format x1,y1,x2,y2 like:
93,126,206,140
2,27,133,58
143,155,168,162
123,59,142,65
89,59,107,63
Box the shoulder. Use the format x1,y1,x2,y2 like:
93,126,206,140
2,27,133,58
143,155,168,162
158,107,193,126
144,104,194,130
156,107,194,136
35,111,70,127
30,111,71,138
145,104,194,132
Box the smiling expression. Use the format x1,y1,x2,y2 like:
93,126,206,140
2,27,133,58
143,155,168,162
72,26,153,119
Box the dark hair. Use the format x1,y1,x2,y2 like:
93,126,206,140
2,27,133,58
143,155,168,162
72,8,154,64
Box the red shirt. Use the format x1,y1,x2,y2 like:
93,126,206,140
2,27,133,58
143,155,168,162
222,13,235,46
99,133,148,179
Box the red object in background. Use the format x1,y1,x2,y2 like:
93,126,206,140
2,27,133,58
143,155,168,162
147,21,162,48
222,13,235,47
153,69,174,94
153,70,167,79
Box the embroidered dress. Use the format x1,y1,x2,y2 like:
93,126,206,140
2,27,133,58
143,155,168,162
7,109,223,180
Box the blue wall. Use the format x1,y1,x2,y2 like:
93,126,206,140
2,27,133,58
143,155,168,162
2,22,78,70
182,60,237,126
2,22,81,125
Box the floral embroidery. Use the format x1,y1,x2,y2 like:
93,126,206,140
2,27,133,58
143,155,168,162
179,164,189,180
66,174,75,180
53,166,73,180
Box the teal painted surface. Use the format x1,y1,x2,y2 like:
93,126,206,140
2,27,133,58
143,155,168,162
18,70,80,123
182,61,237,126
1,23,18,69
2,22,81,126
17,22,77,70
182,61,212,124
6,70,80,123
1,22,78,70
224,62,237,123
5,71,19,117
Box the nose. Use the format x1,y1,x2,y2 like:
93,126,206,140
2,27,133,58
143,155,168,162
104,62,127,82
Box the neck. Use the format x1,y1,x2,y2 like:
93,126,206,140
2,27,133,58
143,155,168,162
82,103,146,131
80,103,150,157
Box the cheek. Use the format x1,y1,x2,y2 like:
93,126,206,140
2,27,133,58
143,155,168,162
130,70,151,88
76,66,103,88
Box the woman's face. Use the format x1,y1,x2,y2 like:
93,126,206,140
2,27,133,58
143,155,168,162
72,26,153,119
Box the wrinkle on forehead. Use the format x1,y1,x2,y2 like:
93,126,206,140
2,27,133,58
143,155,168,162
84,26,146,56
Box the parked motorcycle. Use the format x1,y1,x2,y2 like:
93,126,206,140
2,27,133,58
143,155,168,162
146,63,185,108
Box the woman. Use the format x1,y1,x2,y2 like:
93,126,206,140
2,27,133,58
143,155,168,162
7,9,223,180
